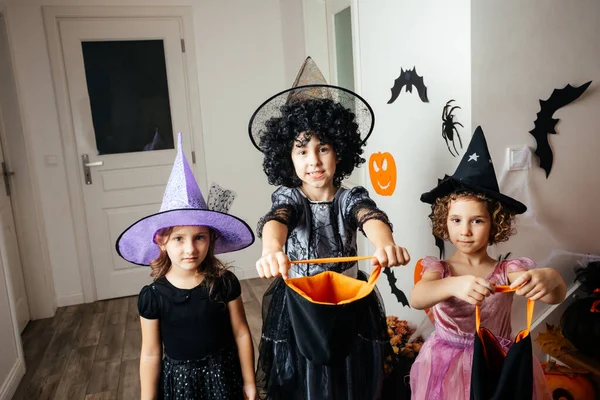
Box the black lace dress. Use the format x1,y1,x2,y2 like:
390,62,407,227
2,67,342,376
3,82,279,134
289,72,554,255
138,271,244,399
256,186,393,400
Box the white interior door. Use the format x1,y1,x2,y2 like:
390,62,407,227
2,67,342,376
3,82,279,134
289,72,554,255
0,15,29,333
0,143,28,333
59,18,197,300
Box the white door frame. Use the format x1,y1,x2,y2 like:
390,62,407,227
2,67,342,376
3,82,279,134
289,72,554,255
0,10,56,320
43,6,208,302
0,9,26,386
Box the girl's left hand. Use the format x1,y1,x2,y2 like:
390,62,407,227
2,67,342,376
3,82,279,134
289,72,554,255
243,383,257,400
510,269,561,301
373,245,410,268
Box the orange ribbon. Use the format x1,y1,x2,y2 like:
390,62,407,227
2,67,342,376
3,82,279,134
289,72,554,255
476,285,535,341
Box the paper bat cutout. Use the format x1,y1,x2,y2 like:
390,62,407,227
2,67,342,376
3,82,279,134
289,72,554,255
435,236,445,259
433,176,447,259
497,252,512,262
388,67,429,103
529,81,592,178
383,267,410,306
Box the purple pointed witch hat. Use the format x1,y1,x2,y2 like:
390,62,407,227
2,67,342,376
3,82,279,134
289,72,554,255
116,133,254,265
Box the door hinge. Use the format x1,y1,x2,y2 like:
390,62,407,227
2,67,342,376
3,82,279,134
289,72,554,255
181,38,186,53
191,151,196,164
2,161,15,197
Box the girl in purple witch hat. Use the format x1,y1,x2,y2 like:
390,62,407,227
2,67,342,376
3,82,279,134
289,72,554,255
248,57,410,399
116,133,256,400
409,126,564,400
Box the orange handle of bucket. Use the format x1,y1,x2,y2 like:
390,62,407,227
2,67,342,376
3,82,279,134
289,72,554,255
591,288,600,313
289,256,382,293
475,285,534,338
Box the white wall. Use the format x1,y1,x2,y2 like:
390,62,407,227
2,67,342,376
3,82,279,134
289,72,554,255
472,0,600,331
356,0,471,322
280,0,307,84
2,0,300,310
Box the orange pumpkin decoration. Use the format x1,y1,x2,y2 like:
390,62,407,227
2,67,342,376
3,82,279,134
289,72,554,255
414,260,434,323
541,362,597,400
369,152,397,196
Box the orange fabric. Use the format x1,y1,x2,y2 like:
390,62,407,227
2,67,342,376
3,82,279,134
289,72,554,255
413,259,434,321
474,285,535,365
592,288,600,313
476,285,535,342
285,256,381,305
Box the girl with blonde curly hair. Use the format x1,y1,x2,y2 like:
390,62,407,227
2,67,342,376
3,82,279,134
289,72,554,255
409,127,565,400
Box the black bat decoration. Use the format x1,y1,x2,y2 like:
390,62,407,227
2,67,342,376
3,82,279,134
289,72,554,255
435,236,445,259
388,67,429,103
382,267,410,306
497,252,512,262
433,176,447,259
529,81,592,178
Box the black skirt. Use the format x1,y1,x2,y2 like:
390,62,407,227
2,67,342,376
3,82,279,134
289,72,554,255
256,271,394,400
160,346,243,400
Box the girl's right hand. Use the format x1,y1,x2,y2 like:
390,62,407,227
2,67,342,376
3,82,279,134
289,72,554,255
452,275,494,305
256,251,290,279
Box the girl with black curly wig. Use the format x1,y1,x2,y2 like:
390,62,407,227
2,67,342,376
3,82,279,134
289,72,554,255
259,98,365,189
248,57,410,400
410,127,564,400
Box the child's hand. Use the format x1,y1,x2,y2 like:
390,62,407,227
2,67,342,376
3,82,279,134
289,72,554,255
243,383,257,400
256,251,290,279
452,275,494,305
372,245,411,267
510,268,562,301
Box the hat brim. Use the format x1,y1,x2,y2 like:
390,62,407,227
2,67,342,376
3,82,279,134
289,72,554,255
248,84,375,152
420,178,527,214
116,209,255,266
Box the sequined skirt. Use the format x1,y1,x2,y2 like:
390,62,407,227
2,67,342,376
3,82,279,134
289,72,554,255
160,346,243,400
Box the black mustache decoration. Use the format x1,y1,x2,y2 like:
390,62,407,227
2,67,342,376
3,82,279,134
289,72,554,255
529,81,592,178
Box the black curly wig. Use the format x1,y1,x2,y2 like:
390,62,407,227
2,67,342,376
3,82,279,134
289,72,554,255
259,99,365,188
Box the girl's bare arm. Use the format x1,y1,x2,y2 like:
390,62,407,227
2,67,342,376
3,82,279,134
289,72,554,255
140,317,162,400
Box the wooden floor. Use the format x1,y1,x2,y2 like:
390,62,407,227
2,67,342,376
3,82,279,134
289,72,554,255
12,277,272,400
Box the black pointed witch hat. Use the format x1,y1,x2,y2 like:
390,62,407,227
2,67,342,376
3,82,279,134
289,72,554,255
420,126,527,214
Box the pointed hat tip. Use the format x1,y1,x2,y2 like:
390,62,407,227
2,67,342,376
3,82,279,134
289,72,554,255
177,132,183,151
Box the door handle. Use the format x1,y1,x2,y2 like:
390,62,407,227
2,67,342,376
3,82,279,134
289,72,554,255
84,161,103,167
81,154,103,185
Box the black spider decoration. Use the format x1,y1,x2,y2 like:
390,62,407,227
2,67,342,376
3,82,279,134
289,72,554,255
441,100,463,157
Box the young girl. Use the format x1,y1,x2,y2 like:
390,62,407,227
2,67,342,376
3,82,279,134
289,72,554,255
248,57,410,399
116,134,257,400
409,126,566,400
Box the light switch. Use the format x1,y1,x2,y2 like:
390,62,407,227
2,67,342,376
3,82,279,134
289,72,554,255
506,147,531,171
45,155,58,165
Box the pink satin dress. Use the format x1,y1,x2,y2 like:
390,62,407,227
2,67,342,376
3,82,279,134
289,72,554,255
409,256,551,400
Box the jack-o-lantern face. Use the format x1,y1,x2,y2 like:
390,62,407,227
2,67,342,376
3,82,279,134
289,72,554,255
369,152,397,196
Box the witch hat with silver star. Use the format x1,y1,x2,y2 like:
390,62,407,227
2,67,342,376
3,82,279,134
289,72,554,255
420,126,527,214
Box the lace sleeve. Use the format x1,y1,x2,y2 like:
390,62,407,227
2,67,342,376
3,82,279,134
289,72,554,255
344,187,393,236
257,205,298,238
256,187,302,238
